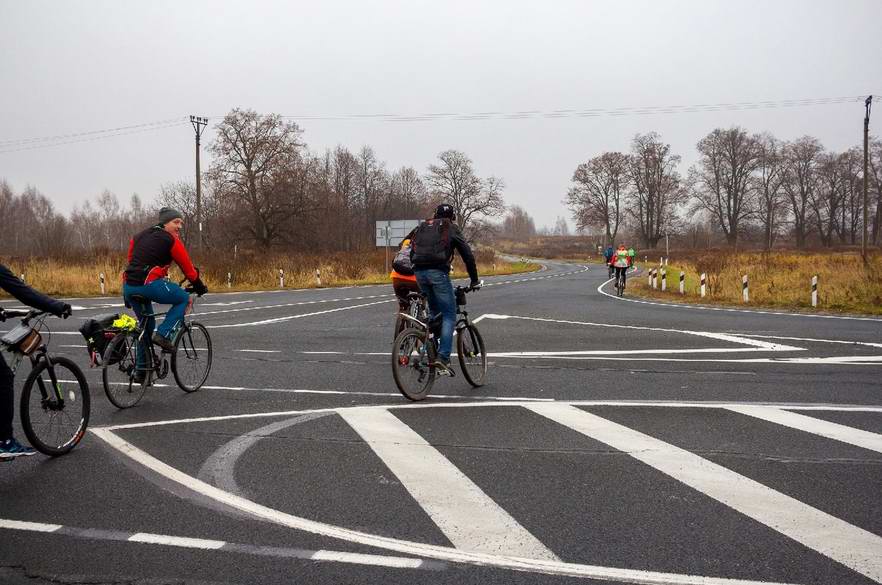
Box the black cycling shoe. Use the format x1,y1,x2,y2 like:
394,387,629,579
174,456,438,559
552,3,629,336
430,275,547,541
432,357,456,377
152,333,175,353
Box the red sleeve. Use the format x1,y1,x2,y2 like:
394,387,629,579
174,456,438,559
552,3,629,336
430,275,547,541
127,238,135,262
170,236,199,282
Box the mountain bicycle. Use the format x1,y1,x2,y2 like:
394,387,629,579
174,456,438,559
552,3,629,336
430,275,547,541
102,286,211,408
0,308,90,456
391,283,486,401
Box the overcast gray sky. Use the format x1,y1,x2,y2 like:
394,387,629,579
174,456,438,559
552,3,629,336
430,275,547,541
1,0,880,229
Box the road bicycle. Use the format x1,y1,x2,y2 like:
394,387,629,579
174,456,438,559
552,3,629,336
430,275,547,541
102,286,212,408
614,269,626,297
0,308,90,456
391,283,487,401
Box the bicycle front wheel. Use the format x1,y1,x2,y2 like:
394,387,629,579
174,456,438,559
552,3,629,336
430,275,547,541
392,328,435,401
20,356,90,456
103,332,147,409
172,322,212,392
456,324,487,387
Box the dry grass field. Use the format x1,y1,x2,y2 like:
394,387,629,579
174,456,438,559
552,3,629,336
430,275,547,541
630,250,882,315
1,249,536,298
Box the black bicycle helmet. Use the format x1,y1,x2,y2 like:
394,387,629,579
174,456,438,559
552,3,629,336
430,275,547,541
434,203,456,220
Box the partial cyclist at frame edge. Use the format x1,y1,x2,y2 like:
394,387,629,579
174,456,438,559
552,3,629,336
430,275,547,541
122,207,208,384
410,203,480,376
0,263,72,461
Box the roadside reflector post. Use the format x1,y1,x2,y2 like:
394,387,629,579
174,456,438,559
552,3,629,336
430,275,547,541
812,275,818,307
227,272,232,288
19,274,25,283
700,272,707,297
99,272,105,295
742,274,749,303
652,269,658,289
679,271,685,294
661,268,667,291
315,269,322,287
279,269,284,288
665,257,669,266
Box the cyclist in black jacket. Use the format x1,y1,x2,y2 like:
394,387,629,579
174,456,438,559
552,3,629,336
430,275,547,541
411,204,479,375
0,264,71,460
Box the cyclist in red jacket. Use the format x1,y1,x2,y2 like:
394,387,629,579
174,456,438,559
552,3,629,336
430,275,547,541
123,207,207,355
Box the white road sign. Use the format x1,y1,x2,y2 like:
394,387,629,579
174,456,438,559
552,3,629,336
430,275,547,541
376,219,421,247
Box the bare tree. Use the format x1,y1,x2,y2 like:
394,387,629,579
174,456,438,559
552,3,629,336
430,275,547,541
565,152,628,244
208,109,304,249
751,134,787,250
690,127,760,246
812,151,846,247
782,136,823,248
869,138,882,245
426,150,505,238
501,205,536,239
627,132,684,249
837,147,863,244
553,216,570,236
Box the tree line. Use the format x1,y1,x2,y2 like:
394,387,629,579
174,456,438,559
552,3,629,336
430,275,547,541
1,108,507,258
565,129,882,249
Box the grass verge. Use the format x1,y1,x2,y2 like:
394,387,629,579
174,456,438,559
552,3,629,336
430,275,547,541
1,250,538,299
627,250,882,316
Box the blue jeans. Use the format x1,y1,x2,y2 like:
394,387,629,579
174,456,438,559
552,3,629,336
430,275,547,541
414,269,456,361
123,281,189,366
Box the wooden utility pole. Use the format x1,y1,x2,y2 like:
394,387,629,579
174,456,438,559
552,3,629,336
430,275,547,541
190,115,209,253
863,96,872,263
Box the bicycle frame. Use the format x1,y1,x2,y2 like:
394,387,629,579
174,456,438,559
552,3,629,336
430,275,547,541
1,313,66,407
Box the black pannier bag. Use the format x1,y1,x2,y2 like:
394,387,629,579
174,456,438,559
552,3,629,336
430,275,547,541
410,219,451,266
78,313,119,366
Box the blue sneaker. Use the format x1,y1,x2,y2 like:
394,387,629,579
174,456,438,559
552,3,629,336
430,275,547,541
0,438,36,461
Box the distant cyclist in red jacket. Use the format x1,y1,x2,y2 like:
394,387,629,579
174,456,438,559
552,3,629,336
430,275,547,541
123,207,207,355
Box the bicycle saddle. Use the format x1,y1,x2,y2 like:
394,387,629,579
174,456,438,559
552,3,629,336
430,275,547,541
128,294,150,304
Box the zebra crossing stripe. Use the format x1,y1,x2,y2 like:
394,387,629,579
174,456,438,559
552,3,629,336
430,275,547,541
524,403,882,584
338,407,558,561
725,406,882,454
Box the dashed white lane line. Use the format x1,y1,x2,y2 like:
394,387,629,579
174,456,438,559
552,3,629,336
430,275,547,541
596,276,882,322
235,349,282,354
129,533,226,549
338,408,558,561
727,406,882,454
0,519,439,570
524,403,882,584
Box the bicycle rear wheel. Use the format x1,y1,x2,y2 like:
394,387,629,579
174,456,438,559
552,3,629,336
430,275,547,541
172,322,212,392
102,332,147,409
392,328,435,401
456,324,487,387
20,356,90,456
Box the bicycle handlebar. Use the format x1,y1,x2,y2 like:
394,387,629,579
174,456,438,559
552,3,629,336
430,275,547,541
0,308,46,324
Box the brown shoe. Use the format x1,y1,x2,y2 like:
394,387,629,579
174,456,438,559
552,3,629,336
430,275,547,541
152,333,175,353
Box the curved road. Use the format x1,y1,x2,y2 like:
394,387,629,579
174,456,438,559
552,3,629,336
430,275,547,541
2,261,880,585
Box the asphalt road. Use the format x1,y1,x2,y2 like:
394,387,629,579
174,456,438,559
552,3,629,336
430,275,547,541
1,260,880,585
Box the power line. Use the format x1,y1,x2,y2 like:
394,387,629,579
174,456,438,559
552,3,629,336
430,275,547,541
0,121,190,155
274,95,865,122
0,116,189,146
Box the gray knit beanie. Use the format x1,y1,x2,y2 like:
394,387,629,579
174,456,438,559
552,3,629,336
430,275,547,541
158,207,183,225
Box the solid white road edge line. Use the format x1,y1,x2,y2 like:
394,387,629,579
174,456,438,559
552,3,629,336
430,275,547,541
92,400,882,432
89,427,799,585
524,403,882,584
207,300,393,328
338,408,558,561
475,314,804,352
596,277,882,322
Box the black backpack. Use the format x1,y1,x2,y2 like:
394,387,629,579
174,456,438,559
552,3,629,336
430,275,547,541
410,219,451,266
391,239,415,275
